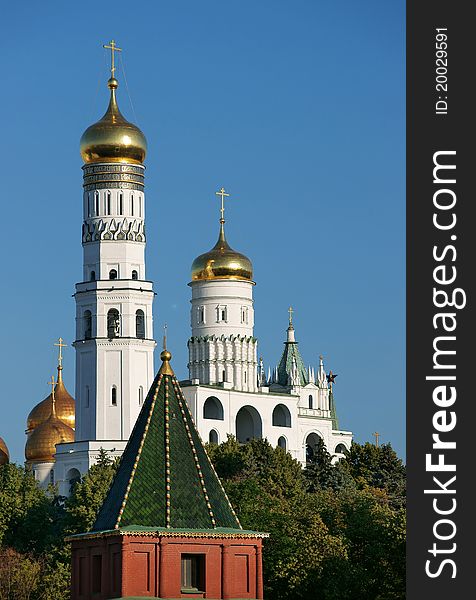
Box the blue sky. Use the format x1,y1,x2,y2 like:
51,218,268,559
0,0,405,462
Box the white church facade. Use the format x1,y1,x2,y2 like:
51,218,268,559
24,43,352,496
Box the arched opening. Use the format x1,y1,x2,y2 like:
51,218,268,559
106,191,111,215
111,386,117,406
119,192,123,215
90,270,96,281
306,432,323,463
277,436,287,450
203,396,224,420
308,394,313,409
236,406,262,443
84,310,92,340
109,269,117,280
131,194,134,216
272,404,292,427
132,270,138,280
95,191,99,215
335,443,347,455
209,430,219,444
107,308,120,338
136,309,145,339
139,386,144,405
66,467,81,494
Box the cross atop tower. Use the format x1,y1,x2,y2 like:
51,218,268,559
54,337,67,368
215,187,230,224
103,40,122,78
288,306,294,326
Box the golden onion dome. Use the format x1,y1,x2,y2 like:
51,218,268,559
26,366,75,434
80,77,147,164
191,222,253,282
0,437,9,466
25,403,74,464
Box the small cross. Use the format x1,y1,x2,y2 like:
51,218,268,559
373,432,380,447
54,337,67,368
215,187,230,223
288,306,294,325
48,375,56,401
103,40,122,78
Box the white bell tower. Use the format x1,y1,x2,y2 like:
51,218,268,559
188,188,257,392
54,41,156,493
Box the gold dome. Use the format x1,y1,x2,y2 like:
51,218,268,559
25,404,74,464
27,366,75,434
191,223,253,282
0,437,9,466
80,77,147,164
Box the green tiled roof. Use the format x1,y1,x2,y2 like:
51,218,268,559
92,352,241,532
277,337,309,387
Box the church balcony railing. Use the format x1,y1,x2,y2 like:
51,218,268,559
298,407,330,418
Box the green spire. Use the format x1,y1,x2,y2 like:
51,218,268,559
276,318,309,387
93,350,241,532
329,388,339,430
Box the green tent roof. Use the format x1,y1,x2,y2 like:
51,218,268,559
92,351,241,532
276,328,309,387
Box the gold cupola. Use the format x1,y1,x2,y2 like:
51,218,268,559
80,40,147,165
25,377,74,464
191,188,253,282
0,437,9,466
26,339,75,435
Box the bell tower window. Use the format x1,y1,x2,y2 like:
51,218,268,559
136,309,145,339
111,386,117,406
109,269,117,280
95,191,99,216
217,305,227,322
106,191,111,215
84,310,92,340
132,270,138,280
119,192,123,215
90,270,96,281
107,308,120,338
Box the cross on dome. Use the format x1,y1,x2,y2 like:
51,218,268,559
215,187,230,224
54,337,67,368
103,39,122,78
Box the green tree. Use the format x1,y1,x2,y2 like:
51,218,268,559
339,442,406,509
303,436,354,492
63,448,118,535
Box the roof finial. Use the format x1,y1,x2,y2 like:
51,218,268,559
159,324,174,375
54,337,67,370
103,39,122,82
288,306,294,327
373,431,380,447
215,187,230,225
48,375,57,417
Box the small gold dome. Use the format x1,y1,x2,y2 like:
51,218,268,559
191,223,253,282
80,77,147,164
27,366,75,434
0,437,9,466
25,409,74,464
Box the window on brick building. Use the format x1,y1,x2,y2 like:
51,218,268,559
92,555,102,594
181,554,205,593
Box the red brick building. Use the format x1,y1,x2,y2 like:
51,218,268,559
69,349,267,599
